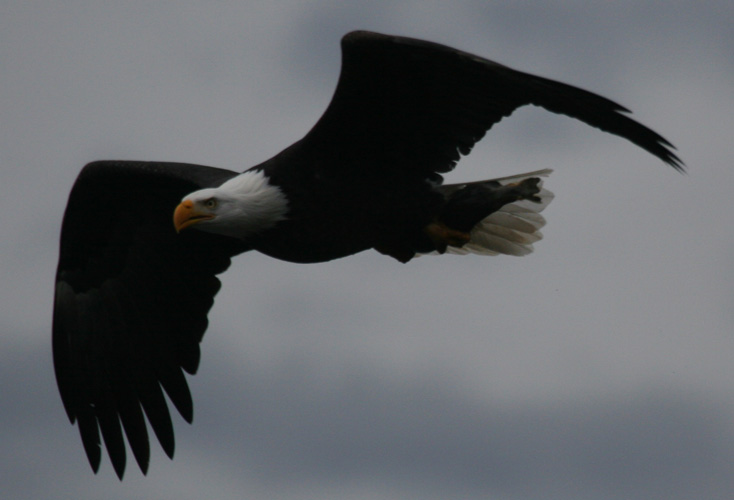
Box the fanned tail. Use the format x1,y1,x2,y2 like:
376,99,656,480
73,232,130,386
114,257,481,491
421,169,554,257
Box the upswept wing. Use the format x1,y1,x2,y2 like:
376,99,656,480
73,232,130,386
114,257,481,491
295,31,683,176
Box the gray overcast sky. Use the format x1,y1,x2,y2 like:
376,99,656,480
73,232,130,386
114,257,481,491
2,1,733,499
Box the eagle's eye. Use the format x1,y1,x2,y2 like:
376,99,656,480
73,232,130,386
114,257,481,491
204,198,218,210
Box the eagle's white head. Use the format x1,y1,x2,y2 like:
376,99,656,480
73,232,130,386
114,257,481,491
173,170,288,239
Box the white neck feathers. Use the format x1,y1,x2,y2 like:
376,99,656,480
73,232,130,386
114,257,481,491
220,170,288,235
187,169,288,239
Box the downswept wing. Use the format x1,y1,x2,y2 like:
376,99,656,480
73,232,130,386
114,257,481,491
53,161,249,478
294,31,683,177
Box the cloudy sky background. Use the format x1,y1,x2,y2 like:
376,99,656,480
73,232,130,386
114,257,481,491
2,1,733,499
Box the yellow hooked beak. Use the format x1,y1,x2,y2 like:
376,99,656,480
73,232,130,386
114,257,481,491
173,199,215,233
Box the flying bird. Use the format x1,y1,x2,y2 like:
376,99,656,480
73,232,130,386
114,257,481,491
53,31,684,479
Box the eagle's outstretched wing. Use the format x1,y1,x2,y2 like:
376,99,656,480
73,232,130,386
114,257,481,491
53,161,249,478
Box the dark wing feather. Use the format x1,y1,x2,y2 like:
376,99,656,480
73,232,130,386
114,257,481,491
295,31,683,175
53,161,249,479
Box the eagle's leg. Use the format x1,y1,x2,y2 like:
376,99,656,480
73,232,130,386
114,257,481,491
423,222,471,253
376,176,544,262
427,177,543,253
440,177,542,232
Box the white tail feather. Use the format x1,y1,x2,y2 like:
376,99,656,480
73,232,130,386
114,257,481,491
422,169,554,257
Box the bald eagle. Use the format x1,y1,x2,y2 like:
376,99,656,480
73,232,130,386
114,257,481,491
53,31,683,479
